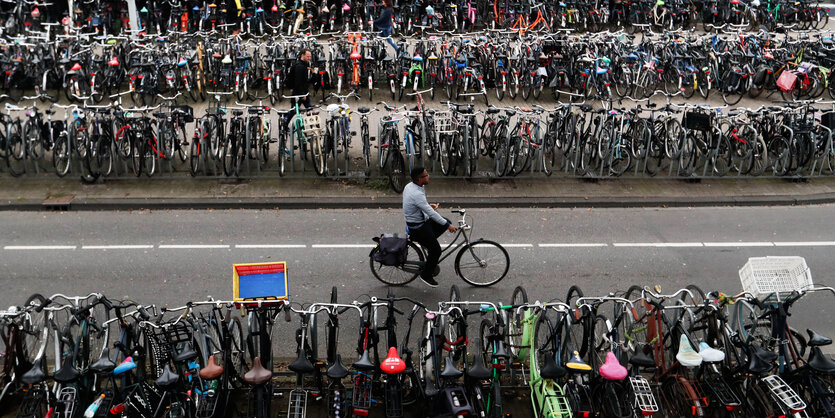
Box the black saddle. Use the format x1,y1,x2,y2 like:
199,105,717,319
326,354,350,379
155,363,179,388
629,349,656,368
53,356,81,383
807,329,832,347
440,356,463,379
466,338,492,380
539,355,567,380
288,350,315,374
91,348,116,374
172,344,197,363
21,358,48,385
353,349,375,370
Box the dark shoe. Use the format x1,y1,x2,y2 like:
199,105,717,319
433,265,440,277
420,276,439,288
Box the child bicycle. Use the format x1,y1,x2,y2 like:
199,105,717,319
369,209,510,287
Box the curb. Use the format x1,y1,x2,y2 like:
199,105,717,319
3,193,835,211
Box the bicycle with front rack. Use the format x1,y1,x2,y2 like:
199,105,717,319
369,208,510,287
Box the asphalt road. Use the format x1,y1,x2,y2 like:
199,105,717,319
1,206,834,356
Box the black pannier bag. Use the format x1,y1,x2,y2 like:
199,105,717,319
372,234,409,266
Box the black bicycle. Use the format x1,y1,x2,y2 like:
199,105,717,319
369,209,509,287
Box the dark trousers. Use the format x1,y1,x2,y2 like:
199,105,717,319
409,218,450,281
291,96,311,109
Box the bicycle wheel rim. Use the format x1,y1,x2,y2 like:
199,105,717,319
455,240,509,287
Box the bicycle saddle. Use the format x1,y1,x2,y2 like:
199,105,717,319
440,356,463,379
327,354,350,379
44,109,56,116
380,347,406,374
675,335,703,368
53,356,81,383
486,107,500,115
566,350,592,372
155,363,180,388
243,357,273,385
172,343,197,363
807,329,832,346
357,106,370,114
698,342,725,363
288,350,315,374
628,349,655,368
153,112,167,118
21,358,47,385
599,352,628,381
199,355,225,380
91,348,116,374
807,347,835,374
540,354,567,379
353,349,375,370
233,109,244,116
113,356,137,375
746,343,777,375
491,340,509,360
466,338,492,380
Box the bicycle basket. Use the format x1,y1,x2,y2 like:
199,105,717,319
739,256,813,299
682,111,712,132
434,111,458,134
302,114,322,135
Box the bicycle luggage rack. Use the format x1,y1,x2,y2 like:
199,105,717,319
351,372,373,410
703,372,741,408
762,375,807,411
739,256,813,301
629,376,659,414
287,389,307,418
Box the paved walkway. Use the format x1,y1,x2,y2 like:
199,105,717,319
3,176,835,210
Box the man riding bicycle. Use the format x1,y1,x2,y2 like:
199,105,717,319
403,166,458,288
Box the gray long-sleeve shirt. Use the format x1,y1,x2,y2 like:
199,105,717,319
403,182,450,227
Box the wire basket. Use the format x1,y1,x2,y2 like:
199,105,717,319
433,111,459,134
302,115,322,135
739,256,813,299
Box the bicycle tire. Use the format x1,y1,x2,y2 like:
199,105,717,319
454,240,509,287
389,151,407,193
370,241,425,286
508,286,529,360
53,135,71,177
22,293,47,366
532,311,554,378
190,139,200,176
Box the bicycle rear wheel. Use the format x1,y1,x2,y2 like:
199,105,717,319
389,152,407,193
370,241,425,286
454,240,509,287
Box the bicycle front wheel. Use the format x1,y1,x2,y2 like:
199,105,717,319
370,241,425,286
454,240,509,287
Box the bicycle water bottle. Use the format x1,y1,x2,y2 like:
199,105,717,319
84,394,106,417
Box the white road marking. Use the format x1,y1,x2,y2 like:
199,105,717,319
82,245,155,250
235,244,308,249
3,241,835,251
538,243,609,247
613,242,703,247
4,245,76,250
703,242,774,247
311,244,376,248
158,244,230,249
773,241,835,246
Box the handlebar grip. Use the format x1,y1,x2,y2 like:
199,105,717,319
138,306,151,320
99,296,113,310
284,304,292,322
35,298,51,312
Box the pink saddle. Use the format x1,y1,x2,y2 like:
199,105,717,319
599,352,627,381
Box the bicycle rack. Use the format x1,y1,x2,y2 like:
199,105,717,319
351,372,372,411
56,386,78,417
702,370,741,409
384,378,403,418
287,388,307,418
762,375,806,412
629,376,658,414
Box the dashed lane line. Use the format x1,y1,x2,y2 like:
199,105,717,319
2,241,835,250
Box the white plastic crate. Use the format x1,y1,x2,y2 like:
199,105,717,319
739,256,813,299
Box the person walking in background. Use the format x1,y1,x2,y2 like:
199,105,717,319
289,48,312,108
374,0,398,56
